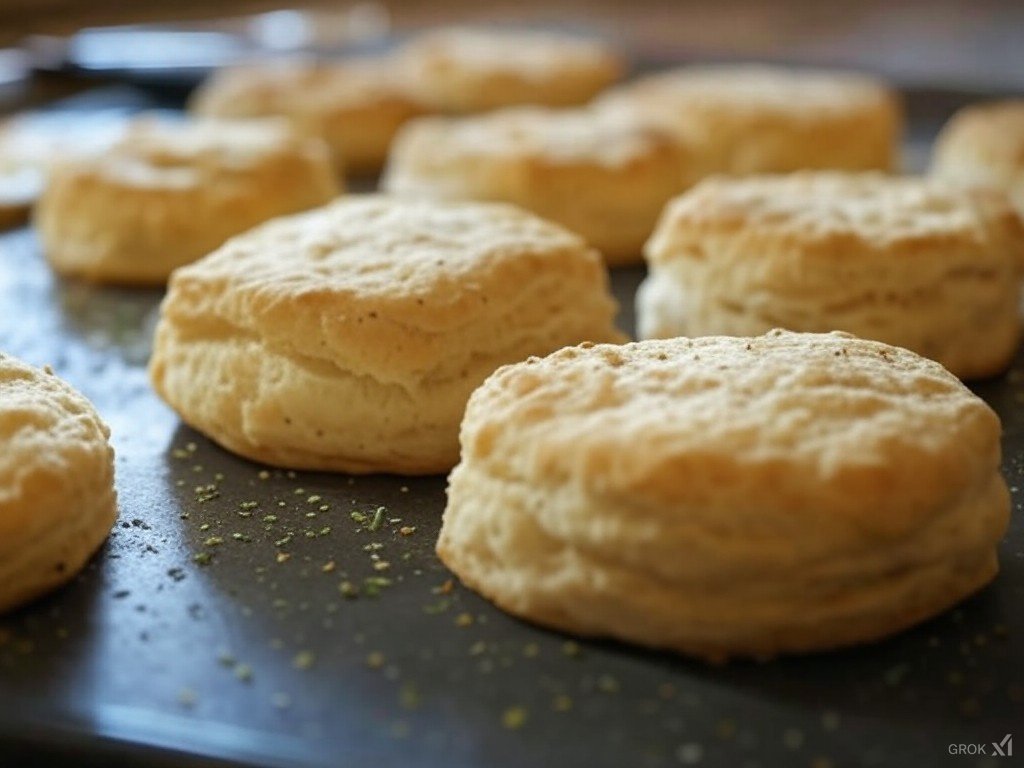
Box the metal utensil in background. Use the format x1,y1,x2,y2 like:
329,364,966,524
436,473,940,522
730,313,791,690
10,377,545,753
24,3,391,88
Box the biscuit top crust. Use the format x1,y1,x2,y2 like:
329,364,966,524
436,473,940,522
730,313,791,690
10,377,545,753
162,195,612,375
191,58,418,114
933,100,1024,178
461,331,1001,533
646,172,1024,265
399,28,621,81
393,107,686,168
68,115,331,190
0,354,112,521
602,64,894,117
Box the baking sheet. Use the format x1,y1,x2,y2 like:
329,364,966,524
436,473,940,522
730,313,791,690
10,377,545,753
0,85,1022,768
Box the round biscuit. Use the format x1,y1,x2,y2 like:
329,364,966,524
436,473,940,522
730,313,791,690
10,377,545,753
0,353,117,613
437,331,1009,660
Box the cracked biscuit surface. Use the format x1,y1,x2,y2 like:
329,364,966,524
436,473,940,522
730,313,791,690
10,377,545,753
149,195,625,474
0,353,117,613
437,331,1009,660
638,172,1024,379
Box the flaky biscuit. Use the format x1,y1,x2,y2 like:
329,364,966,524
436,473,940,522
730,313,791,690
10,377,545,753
638,172,1024,379
0,353,117,613
383,107,694,265
931,100,1024,211
35,116,339,286
438,331,1008,660
597,64,901,173
190,58,427,175
149,195,625,474
397,28,623,113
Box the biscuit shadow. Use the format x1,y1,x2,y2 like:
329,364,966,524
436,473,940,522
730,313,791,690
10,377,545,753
569,578,1021,738
609,263,645,340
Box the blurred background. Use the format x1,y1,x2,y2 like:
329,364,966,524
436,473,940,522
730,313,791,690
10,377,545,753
0,0,1022,99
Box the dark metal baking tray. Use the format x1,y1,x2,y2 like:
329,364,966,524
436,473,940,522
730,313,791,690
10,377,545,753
0,83,1021,768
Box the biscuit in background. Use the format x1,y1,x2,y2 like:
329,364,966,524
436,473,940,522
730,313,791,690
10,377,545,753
0,111,129,229
35,115,340,286
638,172,1024,379
397,27,623,113
597,64,902,173
190,57,427,176
149,195,626,474
0,353,117,613
931,99,1024,212
438,331,1009,661
383,106,695,265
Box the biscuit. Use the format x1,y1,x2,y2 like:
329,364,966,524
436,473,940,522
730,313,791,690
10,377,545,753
397,28,623,113
190,58,427,175
638,172,1024,379
437,330,1009,661
149,195,625,474
383,107,694,265
931,100,1024,211
597,64,901,173
35,116,339,286
0,111,128,229
0,353,117,613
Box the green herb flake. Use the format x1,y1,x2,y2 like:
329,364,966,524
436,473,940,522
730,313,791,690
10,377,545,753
596,674,619,693
399,683,420,710
339,581,359,599
562,640,582,658
368,507,386,532
234,664,253,683
552,694,572,712
501,706,527,730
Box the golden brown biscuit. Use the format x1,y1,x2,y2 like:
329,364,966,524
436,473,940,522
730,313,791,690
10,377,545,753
35,116,340,286
0,353,117,613
149,195,625,474
638,172,1024,379
383,107,694,265
931,100,1024,211
438,331,1009,661
397,27,623,113
190,58,427,175
597,64,902,173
